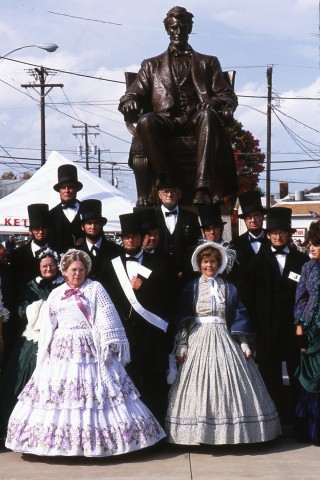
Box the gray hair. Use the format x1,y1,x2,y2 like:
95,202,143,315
60,249,92,275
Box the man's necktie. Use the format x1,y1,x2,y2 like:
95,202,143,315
35,247,47,258
91,245,99,256
165,209,178,217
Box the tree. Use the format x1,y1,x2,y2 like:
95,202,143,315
0,171,17,180
223,120,266,236
20,171,33,180
228,119,265,194
223,120,265,210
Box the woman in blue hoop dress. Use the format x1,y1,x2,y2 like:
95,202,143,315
165,242,281,445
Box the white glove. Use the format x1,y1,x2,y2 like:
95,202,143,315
240,342,251,359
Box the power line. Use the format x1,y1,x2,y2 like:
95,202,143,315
46,10,122,26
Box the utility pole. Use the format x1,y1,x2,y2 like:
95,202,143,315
73,123,99,170
21,66,63,166
98,148,101,178
266,66,273,223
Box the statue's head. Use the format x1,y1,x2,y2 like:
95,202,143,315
164,6,194,37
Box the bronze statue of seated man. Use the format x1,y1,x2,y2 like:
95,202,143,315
119,6,238,205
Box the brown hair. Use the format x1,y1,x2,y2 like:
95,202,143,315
306,220,320,246
196,246,222,271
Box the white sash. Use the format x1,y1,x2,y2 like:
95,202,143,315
195,316,226,324
111,256,168,332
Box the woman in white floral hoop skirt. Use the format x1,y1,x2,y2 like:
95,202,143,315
5,249,165,457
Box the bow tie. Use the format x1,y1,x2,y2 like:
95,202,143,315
171,47,192,57
272,247,289,255
125,256,139,262
165,209,178,217
249,236,263,243
62,203,77,209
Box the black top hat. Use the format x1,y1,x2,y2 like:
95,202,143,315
119,213,142,236
136,208,160,231
238,191,268,219
267,207,296,232
53,164,83,192
80,199,107,226
156,171,180,190
28,203,49,229
197,204,226,228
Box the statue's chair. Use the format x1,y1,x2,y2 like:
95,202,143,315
123,71,236,207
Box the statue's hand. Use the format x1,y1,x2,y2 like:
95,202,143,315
197,99,221,111
120,99,139,113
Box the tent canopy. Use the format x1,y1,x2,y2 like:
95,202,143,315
0,151,135,233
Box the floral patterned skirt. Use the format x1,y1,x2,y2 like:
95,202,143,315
165,323,281,445
5,327,165,456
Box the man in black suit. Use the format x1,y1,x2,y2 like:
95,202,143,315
10,204,52,299
78,199,123,289
106,212,177,425
229,190,269,285
243,207,309,424
48,164,84,254
155,171,201,278
6,204,53,358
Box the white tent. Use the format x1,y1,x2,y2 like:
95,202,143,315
0,151,135,233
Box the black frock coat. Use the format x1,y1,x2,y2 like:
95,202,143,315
155,207,201,273
228,229,268,285
104,250,178,423
79,237,123,291
243,244,309,364
48,202,84,254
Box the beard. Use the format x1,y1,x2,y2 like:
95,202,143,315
86,232,102,242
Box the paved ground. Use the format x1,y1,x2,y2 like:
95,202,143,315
1,432,319,480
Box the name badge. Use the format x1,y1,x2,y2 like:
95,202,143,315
137,264,152,279
288,271,300,282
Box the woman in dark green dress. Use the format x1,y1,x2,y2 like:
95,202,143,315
0,249,63,446
294,220,320,444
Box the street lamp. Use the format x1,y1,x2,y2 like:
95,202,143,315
1,43,60,166
0,43,59,60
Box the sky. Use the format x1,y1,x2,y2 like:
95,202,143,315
0,0,319,202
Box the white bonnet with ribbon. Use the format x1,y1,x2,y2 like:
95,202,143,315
191,241,228,275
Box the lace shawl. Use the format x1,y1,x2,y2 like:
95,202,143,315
37,279,130,368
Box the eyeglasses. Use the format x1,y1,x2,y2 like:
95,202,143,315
67,268,86,274
270,232,288,238
159,189,179,195
244,214,262,221
41,264,56,270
